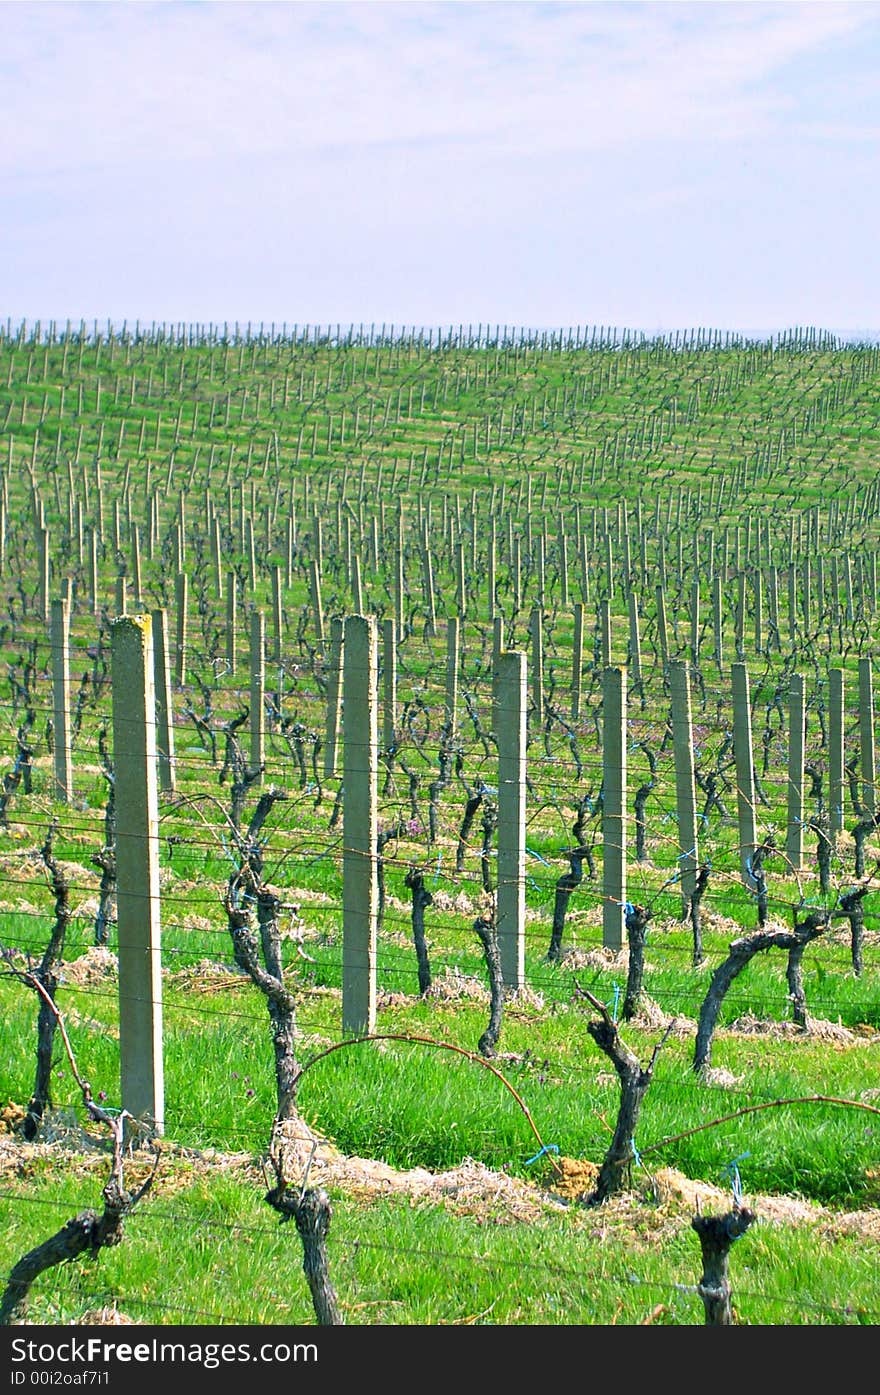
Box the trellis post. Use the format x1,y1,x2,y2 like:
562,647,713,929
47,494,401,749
50,599,73,803
602,665,627,951
495,649,527,989
669,659,699,917
342,615,379,1034
732,662,758,888
111,615,164,1135
151,607,176,794
785,673,806,871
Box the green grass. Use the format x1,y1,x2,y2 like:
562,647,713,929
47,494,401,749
1,1160,877,1326
2,931,878,1208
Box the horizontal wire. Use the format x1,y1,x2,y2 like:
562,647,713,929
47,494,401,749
0,1191,875,1323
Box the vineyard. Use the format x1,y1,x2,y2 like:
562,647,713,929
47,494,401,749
1,318,880,1327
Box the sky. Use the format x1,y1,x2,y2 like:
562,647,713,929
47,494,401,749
3,0,880,337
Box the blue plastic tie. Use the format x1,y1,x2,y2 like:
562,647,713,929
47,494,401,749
526,847,553,867
219,834,239,870
524,1143,560,1167
723,1151,750,1205
631,1140,643,1169
434,852,442,882
678,846,697,862
609,982,621,1023
624,901,635,917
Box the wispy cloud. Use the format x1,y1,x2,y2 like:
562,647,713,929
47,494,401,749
3,2,880,327
2,1,877,180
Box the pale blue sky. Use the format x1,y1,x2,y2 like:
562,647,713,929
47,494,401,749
3,0,880,335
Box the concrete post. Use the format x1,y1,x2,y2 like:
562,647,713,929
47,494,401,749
131,524,143,609
352,553,364,615
690,580,700,662
422,543,437,636
600,597,612,667
445,616,459,734
245,514,256,593
604,533,614,600
732,662,758,888
602,665,627,951
785,673,806,871
88,526,98,616
627,590,643,695
38,526,49,623
285,512,295,590
151,608,176,794
271,564,283,665
535,532,546,606
50,599,72,803
393,535,404,631
455,540,467,618
492,614,505,713
174,571,187,688
528,606,543,728
579,534,590,605
802,558,812,633
767,566,780,650
859,656,876,818
342,614,379,1035
250,609,265,781
383,616,397,756
313,512,323,572
829,667,845,837
226,570,237,674
310,558,325,644
735,573,745,659
110,614,164,1134
323,616,344,778
177,492,186,568
559,529,569,609
714,577,725,675
212,516,223,599
487,519,497,622
656,584,669,671
147,491,158,561
495,649,526,989
572,602,584,721
669,659,699,915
